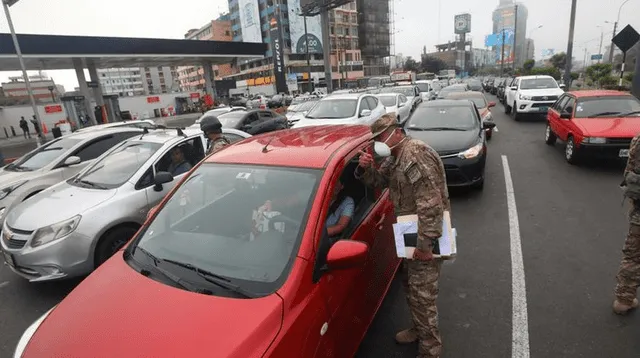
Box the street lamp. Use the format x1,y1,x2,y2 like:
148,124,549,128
1,0,46,145
607,0,631,63
526,25,543,61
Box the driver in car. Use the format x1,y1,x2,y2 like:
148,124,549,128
167,146,192,176
325,178,355,238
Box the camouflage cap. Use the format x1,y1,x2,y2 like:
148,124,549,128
370,113,398,138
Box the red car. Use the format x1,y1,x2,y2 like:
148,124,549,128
14,126,401,358
544,90,640,164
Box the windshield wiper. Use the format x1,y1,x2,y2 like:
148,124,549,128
408,127,467,131
5,164,30,172
161,259,255,298
75,179,108,190
588,111,621,117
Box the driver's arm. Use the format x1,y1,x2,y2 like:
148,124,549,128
327,197,355,237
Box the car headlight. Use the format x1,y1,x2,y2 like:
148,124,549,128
0,181,27,201
458,142,484,159
31,215,81,248
518,94,532,101
582,137,607,144
14,306,56,358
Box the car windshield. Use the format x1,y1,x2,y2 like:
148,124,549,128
407,106,478,130
218,112,247,127
380,86,415,97
132,163,320,294
288,101,317,113
5,137,82,171
574,96,640,118
520,78,558,90
377,95,397,107
416,83,430,92
305,99,357,119
73,141,162,189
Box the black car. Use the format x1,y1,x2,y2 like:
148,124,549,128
403,100,495,190
217,109,288,135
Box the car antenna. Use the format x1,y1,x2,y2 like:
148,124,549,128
176,128,186,137
139,127,149,140
262,135,276,153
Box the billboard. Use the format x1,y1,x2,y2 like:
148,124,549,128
270,17,289,94
493,7,515,65
287,0,323,54
238,0,262,43
454,14,471,34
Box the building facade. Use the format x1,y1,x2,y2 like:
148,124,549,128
356,0,390,76
177,15,235,92
98,67,179,96
525,38,534,61
1,75,65,103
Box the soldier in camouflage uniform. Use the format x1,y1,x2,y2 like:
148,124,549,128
200,114,230,155
614,133,640,314
356,114,450,357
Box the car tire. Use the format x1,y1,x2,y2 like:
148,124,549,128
512,103,520,121
565,136,580,165
94,225,139,268
486,130,493,141
505,102,511,114
544,124,557,145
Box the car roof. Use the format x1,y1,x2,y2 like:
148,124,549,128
123,127,201,144
65,126,145,141
209,125,371,169
422,99,473,107
568,90,633,98
74,120,154,132
517,75,554,80
324,93,364,99
446,91,484,98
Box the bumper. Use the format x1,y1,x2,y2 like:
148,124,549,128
515,100,555,114
0,228,94,282
441,152,486,187
578,143,630,159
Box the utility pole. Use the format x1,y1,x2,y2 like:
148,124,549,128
563,0,578,89
598,27,604,63
582,48,588,73
500,30,506,76
608,22,618,63
303,14,313,93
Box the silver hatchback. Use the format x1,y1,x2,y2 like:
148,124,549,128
1,127,250,282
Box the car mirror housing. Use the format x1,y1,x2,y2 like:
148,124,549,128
326,240,369,271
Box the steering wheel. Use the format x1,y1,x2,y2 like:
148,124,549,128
268,214,301,232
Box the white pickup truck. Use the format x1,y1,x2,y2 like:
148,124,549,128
504,75,566,121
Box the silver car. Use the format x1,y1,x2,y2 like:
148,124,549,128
0,127,251,282
376,93,412,125
0,128,144,222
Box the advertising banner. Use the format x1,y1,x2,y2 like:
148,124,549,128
238,0,262,43
493,7,516,65
270,17,289,94
287,0,323,54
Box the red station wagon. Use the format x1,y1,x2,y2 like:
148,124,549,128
544,90,640,164
14,126,402,358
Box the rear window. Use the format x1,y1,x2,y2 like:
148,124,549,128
377,95,397,107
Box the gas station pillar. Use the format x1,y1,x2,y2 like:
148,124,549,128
202,61,217,101
72,58,97,125
87,61,108,123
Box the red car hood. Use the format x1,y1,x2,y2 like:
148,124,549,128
23,254,283,358
574,116,640,137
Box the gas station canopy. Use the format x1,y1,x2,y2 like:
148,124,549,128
0,33,268,70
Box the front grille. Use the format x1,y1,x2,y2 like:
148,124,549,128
3,225,32,249
608,138,632,145
531,95,558,101
5,237,26,249
531,102,554,108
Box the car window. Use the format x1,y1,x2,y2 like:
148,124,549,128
259,111,274,119
5,137,82,172
377,95,397,107
244,113,260,125
399,94,408,103
520,78,558,90
554,95,570,112
218,112,247,128
407,106,479,130
551,95,567,111
416,83,430,92
74,132,139,162
74,141,163,189
365,97,378,109
358,97,371,112
306,99,358,119
562,97,576,115
574,96,640,118
154,137,205,177
132,163,321,294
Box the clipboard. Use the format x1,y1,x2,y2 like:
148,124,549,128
392,211,457,259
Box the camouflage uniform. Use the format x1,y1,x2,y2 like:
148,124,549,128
615,133,640,307
359,116,450,357
207,137,230,155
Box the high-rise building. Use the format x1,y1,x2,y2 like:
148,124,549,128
525,38,535,61
492,0,528,68
356,0,390,76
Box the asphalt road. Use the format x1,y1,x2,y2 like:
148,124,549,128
1,98,639,357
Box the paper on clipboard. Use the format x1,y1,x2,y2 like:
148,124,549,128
392,211,457,259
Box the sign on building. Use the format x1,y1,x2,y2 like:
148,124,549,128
270,17,289,94
590,54,603,61
238,0,262,43
454,13,471,34
288,0,323,54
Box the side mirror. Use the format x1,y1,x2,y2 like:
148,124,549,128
510,86,518,91
488,102,496,108
482,121,496,129
373,141,392,158
326,240,369,271
360,109,372,118
153,171,174,192
147,204,160,220
398,102,406,108
560,113,572,119
559,84,566,89
63,156,81,166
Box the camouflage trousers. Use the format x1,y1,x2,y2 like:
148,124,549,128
401,259,442,358
615,224,640,305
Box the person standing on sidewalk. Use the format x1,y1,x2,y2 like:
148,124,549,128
614,132,640,314
19,117,30,139
31,115,41,136
355,114,449,357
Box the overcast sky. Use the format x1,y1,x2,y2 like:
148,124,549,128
0,0,638,90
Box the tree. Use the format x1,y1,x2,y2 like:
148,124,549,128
550,52,567,70
624,72,634,83
523,59,535,73
420,55,447,74
586,63,613,88
403,56,419,72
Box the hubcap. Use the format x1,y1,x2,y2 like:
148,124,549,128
566,140,573,159
545,125,550,140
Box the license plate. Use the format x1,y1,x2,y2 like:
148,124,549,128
2,250,14,267
620,149,630,158
539,107,548,112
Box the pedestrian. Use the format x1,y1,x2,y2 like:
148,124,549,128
355,113,450,357
30,115,41,135
200,114,230,155
614,133,640,314
19,116,30,139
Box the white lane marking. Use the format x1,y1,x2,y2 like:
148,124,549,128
501,155,530,358
0,281,9,289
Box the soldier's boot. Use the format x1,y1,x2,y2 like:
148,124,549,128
395,328,418,344
613,298,639,315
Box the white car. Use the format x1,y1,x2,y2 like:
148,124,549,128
377,85,422,111
415,80,435,101
292,93,386,128
74,119,156,133
194,106,246,125
285,100,319,126
504,75,566,121
376,93,412,125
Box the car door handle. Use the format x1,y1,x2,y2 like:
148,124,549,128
375,214,386,229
